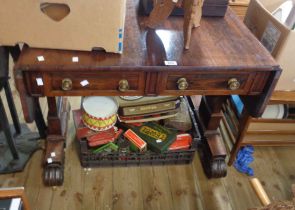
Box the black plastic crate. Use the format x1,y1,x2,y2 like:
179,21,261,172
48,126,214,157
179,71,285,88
76,97,202,168
79,140,198,167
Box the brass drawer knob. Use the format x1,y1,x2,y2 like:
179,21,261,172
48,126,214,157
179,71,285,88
62,78,72,91
177,78,188,90
118,79,129,92
228,78,240,90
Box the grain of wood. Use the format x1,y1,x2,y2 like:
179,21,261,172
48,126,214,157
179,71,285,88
12,161,32,187
222,165,260,209
34,177,53,210
274,148,295,196
112,167,144,210
253,148,292,201
48,148,71,210
192,155,233,210
50,103,84,210
270,91,295,104
219,122,234,153
140,166,174,210
23,151,47,210
167,164,203,210
50,140,84,210
81,169,96,210
81,166,113,210
0,174,17,188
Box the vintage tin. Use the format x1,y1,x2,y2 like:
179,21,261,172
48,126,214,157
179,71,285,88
116,137,131,154
87,127,116,147
73,109,97,139
92,142,119,154
82,96,118,131
169,133,193,151
132,122,177,153
124,129,147,152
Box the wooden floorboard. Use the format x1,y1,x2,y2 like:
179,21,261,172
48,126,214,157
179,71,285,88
28,151,53,210
167,164,203,210
112,166,144,210
254,147,294,201
88,168,113,210
140,165,174,210
192,155,233,210
23,151,46,210
274,147,295,199
222,166,259,209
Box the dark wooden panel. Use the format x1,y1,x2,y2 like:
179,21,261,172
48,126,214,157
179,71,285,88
159,71,254,95
250,72,270,94
145,72,159,95
241,69,282,117
24,72,44,96
42,71,145,96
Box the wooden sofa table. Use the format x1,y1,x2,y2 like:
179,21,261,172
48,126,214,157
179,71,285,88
13,0,281,186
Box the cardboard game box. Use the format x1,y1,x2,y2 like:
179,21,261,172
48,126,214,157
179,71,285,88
132,122,177,153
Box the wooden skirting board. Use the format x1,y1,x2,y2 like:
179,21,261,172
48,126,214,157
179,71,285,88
270,91,295,104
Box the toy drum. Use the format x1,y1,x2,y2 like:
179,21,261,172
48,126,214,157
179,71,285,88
82,96,118,131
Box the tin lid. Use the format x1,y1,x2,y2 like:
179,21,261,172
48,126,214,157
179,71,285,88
82,96,118,118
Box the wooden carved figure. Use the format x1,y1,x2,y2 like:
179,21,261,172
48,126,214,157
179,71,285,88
183,0,204,49
145,0,204,49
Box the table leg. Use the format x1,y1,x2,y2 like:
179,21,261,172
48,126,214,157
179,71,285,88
198,96,228,178
33,97,47,139
43,96,70,186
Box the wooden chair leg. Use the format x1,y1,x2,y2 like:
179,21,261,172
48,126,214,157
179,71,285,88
1,46,21,135
4,81,21,135
228,109,251,166
7,45,21,62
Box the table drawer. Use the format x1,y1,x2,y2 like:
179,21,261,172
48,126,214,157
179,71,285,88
26,71,146,96
158,72,258,95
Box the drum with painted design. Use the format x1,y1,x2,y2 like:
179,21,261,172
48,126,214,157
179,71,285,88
82,96,118,131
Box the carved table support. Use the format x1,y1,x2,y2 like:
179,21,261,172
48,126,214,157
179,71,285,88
198,96,228,178
43,97,70,186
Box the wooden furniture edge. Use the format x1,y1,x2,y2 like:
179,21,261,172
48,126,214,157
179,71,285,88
270,91,295,104
0,187,30,210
